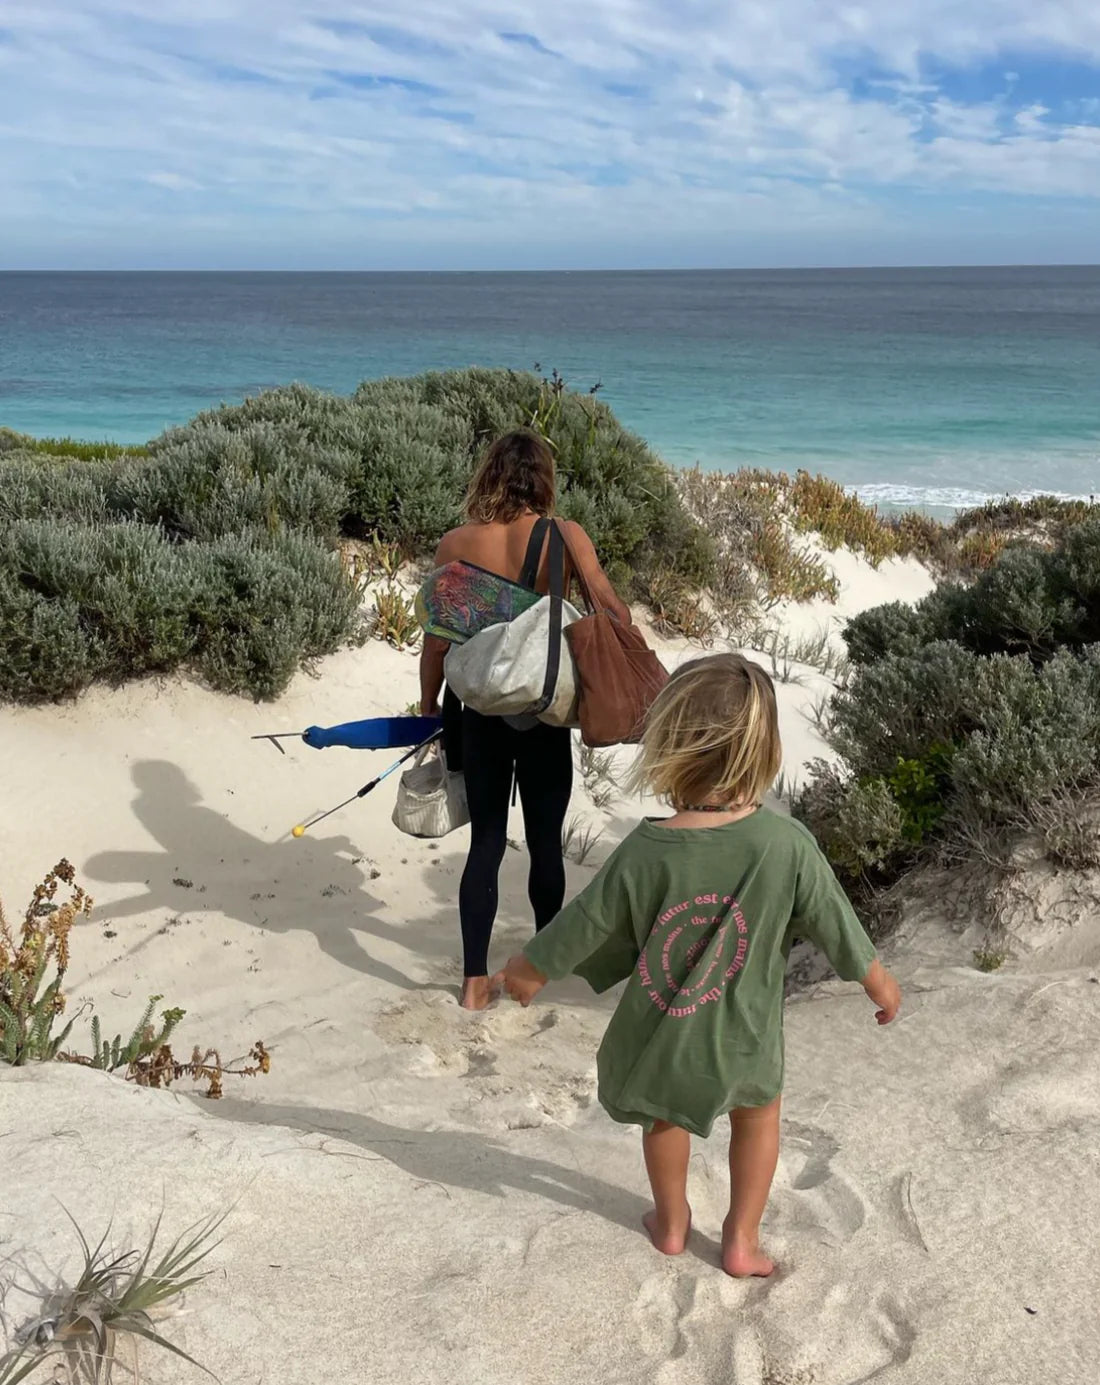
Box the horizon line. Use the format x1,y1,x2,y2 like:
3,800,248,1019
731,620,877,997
3,261,1100,275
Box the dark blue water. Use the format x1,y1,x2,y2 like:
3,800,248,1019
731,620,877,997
2,267,1099,508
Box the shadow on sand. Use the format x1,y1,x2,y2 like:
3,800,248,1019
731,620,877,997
205,1095,723,1267
82,759,463,993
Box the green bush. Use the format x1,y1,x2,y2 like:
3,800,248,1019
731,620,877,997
188,531,364,698
845,516,1100,670
963,547,1080,658
830,640,980,780
886,743,955,845
3,370,712,703
189,370,713,588
3,521,200,682
0,583,104,702
0,452,115,525
129,421,358,543
805,537,1100,898
843,601,930,666
948,649,1100,821
0,520,362,703
1049,519,1100,645
797,763,904,879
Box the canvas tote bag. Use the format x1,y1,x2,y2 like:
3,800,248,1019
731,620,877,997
554,521,669,747
442,520,581,727
392,743,470,838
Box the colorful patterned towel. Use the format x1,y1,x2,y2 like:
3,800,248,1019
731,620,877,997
416,561,542,644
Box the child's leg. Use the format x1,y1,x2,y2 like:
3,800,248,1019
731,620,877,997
723,1096,781,1278
641,1120,692,1255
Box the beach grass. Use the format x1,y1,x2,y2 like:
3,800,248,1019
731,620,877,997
0,427,148,461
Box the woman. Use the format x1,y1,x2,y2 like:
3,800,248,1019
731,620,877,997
420,430,631,1010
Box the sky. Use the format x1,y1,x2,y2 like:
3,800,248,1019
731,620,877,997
1,1,1099,269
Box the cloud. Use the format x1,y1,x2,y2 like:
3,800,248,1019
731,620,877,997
0,0,1098,266
146,171,203,191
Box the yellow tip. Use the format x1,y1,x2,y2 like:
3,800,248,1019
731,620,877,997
292,824,305,838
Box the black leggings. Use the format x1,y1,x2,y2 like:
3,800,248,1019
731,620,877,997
456,706,573,977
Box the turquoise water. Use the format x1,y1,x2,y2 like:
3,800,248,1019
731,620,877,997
2,267,1099,510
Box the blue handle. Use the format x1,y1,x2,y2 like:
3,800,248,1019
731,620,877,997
302,715,443,751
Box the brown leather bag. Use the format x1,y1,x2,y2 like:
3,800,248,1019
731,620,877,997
555,521,670,747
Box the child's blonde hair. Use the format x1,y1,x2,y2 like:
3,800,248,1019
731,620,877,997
636,654,781,809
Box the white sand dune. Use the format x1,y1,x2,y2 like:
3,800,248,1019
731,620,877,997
2,551,1098,1385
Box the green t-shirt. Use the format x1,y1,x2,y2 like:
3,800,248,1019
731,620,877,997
523,809,876,1138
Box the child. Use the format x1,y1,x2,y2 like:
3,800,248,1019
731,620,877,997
495,653,901,1278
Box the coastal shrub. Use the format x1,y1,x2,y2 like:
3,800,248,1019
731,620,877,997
753,519,839,603
948,649,1100,821
829,641,979,779
0,452,115,524
842,601,930,666
797,765,905,880
1038,795,1100,871
127,421,358,543
950,530,1009,572
646,569,719,644
962,546,1078,658
802,616,1100,902
843,517,1100,671
1049,518,1100,644
2,520,200,682
677,468,837,608
0,584,104,703
184,369,713,589
186,531,365,698
786,471,897,566
3,370,719,702
885,508,948,563
951,494,1094,538
0,522,362,702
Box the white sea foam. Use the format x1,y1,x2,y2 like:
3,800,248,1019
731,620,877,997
853,482,1100,511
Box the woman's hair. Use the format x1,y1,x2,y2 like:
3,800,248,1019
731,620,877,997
634,654,781,809
465,430,556,524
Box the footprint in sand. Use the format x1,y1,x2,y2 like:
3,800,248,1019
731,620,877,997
758,1290,917,1385
770,1123,867,1248
372,991,575,1092
632,1271,699,1362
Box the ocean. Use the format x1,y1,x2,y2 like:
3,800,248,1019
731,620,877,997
2,267,1099,512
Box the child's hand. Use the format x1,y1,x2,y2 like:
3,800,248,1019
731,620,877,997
862,959,901,1025
494,954,548,1007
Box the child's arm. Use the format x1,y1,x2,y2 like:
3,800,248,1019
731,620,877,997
861,958,901,1025
496,954,548,1006
494,849,637,1004
792,829,902,1025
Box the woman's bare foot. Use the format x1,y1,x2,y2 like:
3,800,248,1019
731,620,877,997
460,976,496,1010
721,1218,775,1278
643,1205,692,1256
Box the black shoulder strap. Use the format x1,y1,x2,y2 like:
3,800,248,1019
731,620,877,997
519,518,551,591
532,521,565,716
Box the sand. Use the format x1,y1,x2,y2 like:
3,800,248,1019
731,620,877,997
2,549,1098,1385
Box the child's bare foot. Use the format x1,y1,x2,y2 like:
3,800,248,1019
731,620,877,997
643,1205,692,1256
460,976,496,1010
722,1218,775,1277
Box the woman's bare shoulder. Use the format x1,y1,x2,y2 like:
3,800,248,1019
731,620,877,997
434,523,477,563
559,519,596,554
